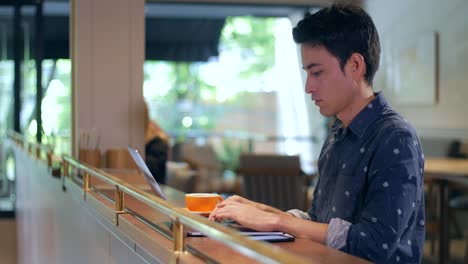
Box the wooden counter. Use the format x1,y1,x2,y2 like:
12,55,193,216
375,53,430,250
94,183,367,264
10,139,369,264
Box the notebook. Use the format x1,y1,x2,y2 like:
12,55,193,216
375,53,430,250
187,229,295,242
186,218,295,242
127,147,167,200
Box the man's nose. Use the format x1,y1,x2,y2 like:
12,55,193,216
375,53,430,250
305,78,316,94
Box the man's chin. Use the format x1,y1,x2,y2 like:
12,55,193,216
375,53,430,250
318,108,333,117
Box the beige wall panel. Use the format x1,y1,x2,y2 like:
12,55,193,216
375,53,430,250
72,0,145,157
109,233,152,264
13,149,106,264
365,0,468,139
128,1,147,151
149,0,332,5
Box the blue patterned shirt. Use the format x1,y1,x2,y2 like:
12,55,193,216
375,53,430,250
309,92,425,263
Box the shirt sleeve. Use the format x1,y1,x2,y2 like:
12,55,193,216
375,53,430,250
326,218,352,249
341,129,424,262
286,209,311,220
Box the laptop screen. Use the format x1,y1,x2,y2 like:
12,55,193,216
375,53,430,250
127,147,167,200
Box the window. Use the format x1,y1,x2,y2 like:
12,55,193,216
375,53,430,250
144,15,322,173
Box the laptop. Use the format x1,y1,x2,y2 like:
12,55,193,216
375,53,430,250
127,147,167,200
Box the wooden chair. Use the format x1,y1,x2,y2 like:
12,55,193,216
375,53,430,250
239,154,308,211
180,143,224,193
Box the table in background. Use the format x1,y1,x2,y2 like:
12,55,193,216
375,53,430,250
425,158,468,264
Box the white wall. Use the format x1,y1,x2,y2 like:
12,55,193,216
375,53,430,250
365,0,468,139
71,0,146,156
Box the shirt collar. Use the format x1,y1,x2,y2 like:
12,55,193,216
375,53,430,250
346,91,389,138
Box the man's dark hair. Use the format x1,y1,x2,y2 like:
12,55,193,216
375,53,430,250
293,4,380,86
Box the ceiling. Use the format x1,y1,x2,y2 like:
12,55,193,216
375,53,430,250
0,0,332,61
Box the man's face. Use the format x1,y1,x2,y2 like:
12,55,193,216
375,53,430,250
301,44,355,118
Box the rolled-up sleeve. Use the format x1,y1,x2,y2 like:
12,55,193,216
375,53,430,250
287,209,311,220
326,218,352,249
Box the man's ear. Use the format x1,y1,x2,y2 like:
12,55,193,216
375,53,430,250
346,53,366,81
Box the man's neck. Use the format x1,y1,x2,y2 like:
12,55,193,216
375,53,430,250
337,86,375,128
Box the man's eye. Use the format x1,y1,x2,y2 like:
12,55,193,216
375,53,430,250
311,70,323,77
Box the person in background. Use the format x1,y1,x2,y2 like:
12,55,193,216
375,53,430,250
144,101,170,184
209,4,425,263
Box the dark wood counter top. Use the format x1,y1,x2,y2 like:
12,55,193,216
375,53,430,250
88,172,370,264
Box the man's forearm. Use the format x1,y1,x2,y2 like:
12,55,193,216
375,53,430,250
273,213,328,244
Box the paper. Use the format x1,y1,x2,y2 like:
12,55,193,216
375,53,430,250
248,234,294,242
187,231,285,237
186,230,294,242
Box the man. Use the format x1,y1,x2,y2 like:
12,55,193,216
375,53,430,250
209,4,425,263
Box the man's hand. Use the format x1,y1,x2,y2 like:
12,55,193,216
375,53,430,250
219,195,287,215
220,195,256,207
208,199,280,232
208,195,329,243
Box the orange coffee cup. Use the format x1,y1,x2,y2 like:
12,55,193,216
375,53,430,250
185,193,223,212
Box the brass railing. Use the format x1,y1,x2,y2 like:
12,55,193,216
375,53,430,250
62,155,310,264
8,131,311,263
7,131,54,168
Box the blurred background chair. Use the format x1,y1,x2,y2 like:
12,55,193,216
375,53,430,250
166,161,197,193
239,154,309,211
180,143,225,193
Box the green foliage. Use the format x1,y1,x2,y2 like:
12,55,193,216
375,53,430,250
221,17,276,80
217,139,246,172
147,61,220,135
146,16,277,140
51,60,72,133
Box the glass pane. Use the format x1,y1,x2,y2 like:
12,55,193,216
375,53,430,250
41,59,72,155
0,6,15,214
41,1,71,155
0,7,14,136
143,12,321,181
21,6,37,140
